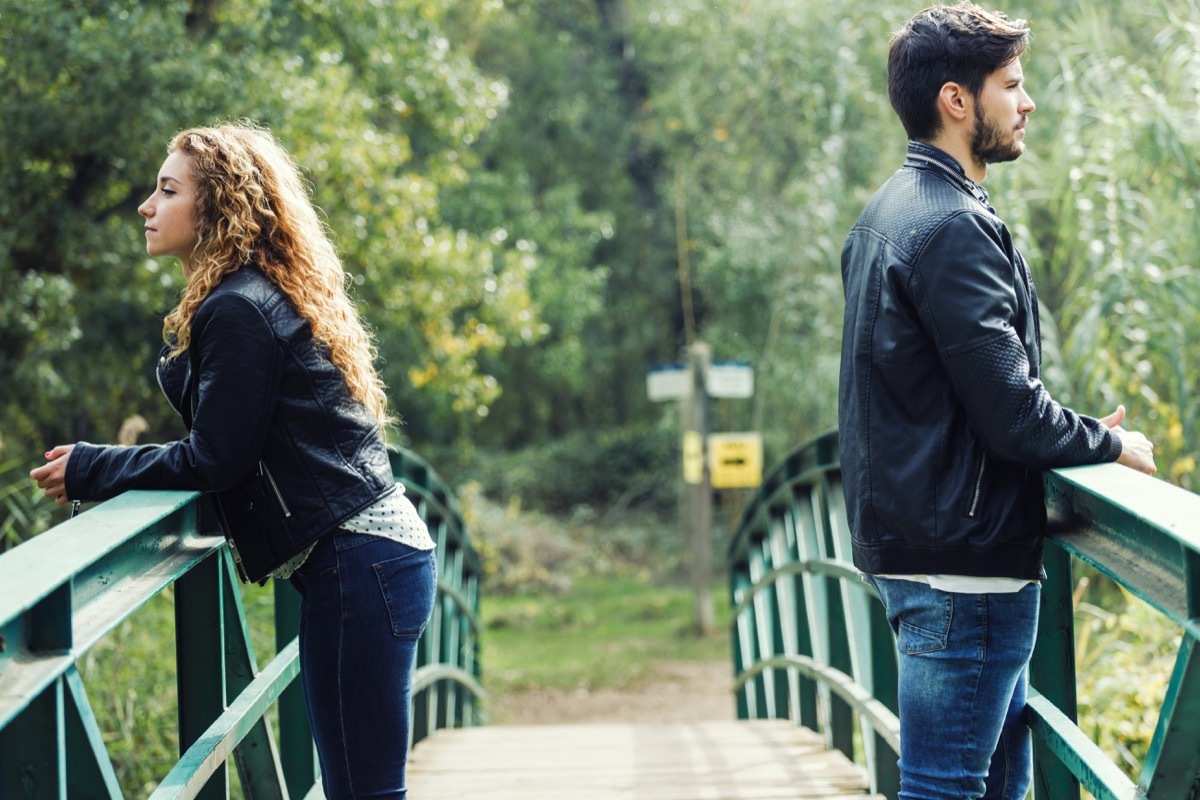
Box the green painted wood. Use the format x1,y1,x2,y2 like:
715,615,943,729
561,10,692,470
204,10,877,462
1140,633,1200,799
867,600,900,799
730,569,752,720
63,667,122,800
148,641,301,800
30,583,72,654
175,552,228,800
733,655,900,753
1044,465,1200,626
220,554,288,800
1186,547,1200,619
274,579,314,800
1026,690,1139,800
1030,542,1081,800
0,679,63,800
1,446,480,800
0,521,221,731
730,430,1200,800
0,490,200,626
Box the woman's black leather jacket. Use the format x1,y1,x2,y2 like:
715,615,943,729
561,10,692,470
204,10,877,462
65,266,395,583
838,142,1121,579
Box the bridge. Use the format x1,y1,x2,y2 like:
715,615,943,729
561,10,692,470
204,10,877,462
2,432,1199,799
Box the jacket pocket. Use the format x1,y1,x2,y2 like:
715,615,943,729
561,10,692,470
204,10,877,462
216,473,289,583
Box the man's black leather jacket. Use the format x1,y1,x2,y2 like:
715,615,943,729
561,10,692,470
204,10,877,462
838,142,1121,579
66,266,395,583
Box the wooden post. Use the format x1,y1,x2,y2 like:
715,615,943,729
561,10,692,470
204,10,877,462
680,342,715,636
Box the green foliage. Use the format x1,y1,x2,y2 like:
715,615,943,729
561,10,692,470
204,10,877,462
6,0,1199,493
76,593,180,797
992,0,1200,488
0,0,538,469
445,423,679,517
1073,573,1182,778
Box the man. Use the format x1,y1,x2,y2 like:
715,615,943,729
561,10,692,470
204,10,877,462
837,3,1157,799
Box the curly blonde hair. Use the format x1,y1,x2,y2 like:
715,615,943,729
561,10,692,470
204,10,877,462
160,122,391,425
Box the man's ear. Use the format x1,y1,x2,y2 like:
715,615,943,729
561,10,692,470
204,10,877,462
937,81,972,125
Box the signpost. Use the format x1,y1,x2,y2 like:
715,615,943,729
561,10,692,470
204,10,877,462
647,343,759,636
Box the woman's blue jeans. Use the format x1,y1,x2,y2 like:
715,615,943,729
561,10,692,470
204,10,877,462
290,532,437,799
867,576,1040,800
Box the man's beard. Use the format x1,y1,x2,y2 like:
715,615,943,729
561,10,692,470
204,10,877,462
971,104,1024,165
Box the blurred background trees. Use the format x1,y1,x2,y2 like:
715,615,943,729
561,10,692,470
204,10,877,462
3,0,1196,786
2,0,1199,530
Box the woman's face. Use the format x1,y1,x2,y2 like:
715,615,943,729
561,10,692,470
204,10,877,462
138,150,199,276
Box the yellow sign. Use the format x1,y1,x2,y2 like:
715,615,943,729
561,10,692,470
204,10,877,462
708,433,763,488
682,430,704,484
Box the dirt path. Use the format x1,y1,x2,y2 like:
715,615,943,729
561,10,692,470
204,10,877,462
485,660,736,725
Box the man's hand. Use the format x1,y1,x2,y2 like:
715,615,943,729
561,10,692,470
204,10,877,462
1100,405,1156,475
29,444,75,505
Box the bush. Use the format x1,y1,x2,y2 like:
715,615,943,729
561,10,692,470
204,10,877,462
441,423,680,517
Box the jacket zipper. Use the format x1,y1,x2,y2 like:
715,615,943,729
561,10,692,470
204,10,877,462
212,499,253,583
259,460,292,517
226,535,252,583
155,358,169,404
968,455,987,517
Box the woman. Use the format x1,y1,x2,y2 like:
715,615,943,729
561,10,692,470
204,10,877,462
30,122,436,799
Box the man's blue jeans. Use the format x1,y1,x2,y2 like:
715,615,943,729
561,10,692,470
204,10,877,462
867,576,1040,800
291,532,437,799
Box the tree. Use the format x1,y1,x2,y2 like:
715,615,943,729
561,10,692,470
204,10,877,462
0,0,539,481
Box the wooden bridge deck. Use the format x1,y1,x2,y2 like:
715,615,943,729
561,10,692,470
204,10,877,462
406,719,883,799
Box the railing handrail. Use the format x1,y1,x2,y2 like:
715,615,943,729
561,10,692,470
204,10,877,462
0,446,483,799
728,429,1200,800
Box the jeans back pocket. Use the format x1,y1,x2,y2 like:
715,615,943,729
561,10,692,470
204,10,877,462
373,549,437,638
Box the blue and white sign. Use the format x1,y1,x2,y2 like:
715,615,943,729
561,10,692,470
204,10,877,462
647,363,690,401
706,361,754,398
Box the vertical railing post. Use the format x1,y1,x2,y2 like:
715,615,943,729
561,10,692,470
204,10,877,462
0,681,64,800
175,551,227,800
274,578,314,798
222,556,287,800
731,566,751,720
824,572,855,760
868,597,900,799
1030,541,1080,800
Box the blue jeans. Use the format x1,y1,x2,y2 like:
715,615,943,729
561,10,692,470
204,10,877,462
290,532,437,799
867,576,1040,800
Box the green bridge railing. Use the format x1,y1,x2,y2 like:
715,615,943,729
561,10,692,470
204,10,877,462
729,429,1200,800
0,446,482,800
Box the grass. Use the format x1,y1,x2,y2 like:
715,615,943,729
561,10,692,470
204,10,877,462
480,572,731,696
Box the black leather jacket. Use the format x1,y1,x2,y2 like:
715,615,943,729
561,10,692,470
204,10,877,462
838,142,1121,579
66,266,395,583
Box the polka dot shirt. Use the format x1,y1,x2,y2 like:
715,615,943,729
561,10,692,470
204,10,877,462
340,486,436,549
271,485,435,579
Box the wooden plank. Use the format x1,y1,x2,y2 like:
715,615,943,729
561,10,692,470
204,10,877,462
407,720,882,799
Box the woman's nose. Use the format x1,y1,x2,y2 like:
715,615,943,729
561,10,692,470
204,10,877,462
138,199,152,217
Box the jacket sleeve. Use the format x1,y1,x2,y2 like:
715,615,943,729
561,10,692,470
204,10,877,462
912,211,1122,469
66,293,283,501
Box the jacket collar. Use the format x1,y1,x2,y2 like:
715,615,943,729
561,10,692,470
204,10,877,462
904,141,992,210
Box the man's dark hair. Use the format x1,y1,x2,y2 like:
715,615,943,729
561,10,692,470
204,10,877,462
888,2,1030,140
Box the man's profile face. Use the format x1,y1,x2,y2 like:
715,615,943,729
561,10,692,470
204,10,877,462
971,58,1036,166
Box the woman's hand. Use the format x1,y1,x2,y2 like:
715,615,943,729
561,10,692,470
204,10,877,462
30,445,76,505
